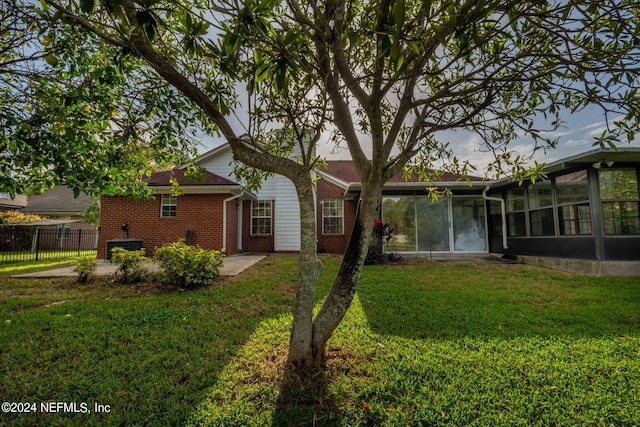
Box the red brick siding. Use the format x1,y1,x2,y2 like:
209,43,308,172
97,193,235,259
316,179,356,253
242,199,275,253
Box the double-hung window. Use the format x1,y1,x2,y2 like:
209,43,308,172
505,188,526,237
251,201,272,235
528,180,555,236
56,223,71,240
556,170,592,235
161,194,177,218
322,199,344,235
599,168,640,235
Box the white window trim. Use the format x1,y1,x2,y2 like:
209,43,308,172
322,199,344,235
57,223,71,240
160,194,177,218
251,200,272,236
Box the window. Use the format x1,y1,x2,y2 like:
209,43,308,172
251,200,272,235
506,188,526,237
488,200,503,237
322,199,344,235
556,170,592,235
528,180,554,236
599,169,640,235
57,223,71,240
161,194,177,218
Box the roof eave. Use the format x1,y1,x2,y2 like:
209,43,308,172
151,185,245,195
343,181,491,196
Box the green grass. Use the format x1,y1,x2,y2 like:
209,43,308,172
1,256,639,426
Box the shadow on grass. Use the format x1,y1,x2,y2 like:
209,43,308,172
271,367,341,427
357,263,640,340
0,256,301,426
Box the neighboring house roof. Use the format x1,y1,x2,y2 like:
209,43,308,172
145,168,238,186
22,186,92,216
0,218,80,227
0,193,28,210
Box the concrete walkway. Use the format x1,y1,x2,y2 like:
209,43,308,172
12,254,267,279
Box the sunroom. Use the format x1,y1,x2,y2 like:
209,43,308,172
378,182,491,255
486,148,640,263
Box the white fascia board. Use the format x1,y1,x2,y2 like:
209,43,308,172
344,181,491,196
152,185,244,195
318,171,350,189
196,143,233,164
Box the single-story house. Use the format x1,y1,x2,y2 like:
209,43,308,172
21,185,96,233
97,146,640,275
0,193,27,211
1,186,97,252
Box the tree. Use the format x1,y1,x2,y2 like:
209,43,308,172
35,0,640,371
1,0,208,199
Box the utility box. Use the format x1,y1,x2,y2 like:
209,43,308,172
105,238,144,260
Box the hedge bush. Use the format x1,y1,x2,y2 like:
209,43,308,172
154,241,224,289
73,256,98,284
110,247,148,284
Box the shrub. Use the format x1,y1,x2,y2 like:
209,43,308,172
0,211,43,224
110,247,148,284
73,256,97,284
153,241,224,289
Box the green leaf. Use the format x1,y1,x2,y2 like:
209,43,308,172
223,33,240,56
423,0,432,17
393,0,406,27
43,52,59,66
254,62,271,82
380,35,392,57
406,40,421,54
391,39,403,71
80,0,95,14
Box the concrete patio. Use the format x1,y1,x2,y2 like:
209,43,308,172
12,253,267,279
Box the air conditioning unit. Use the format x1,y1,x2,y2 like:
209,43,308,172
105,238,144,260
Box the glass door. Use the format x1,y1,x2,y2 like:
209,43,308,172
452,197,487,252
416,198,450,252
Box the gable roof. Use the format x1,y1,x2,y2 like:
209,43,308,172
145,168,238,186
196,143,234,165
22,186,93,215
323,160,484,184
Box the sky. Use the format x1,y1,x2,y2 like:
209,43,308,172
197,102,640,179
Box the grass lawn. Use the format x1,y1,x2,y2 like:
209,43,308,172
1,256,638,426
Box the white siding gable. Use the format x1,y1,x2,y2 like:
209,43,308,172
198,146,236,182
274,175,300,251
198,143,303,251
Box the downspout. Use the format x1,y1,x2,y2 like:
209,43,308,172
482,186,508,250
223,191,245,252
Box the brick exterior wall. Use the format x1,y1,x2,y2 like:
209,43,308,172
97,193,236,259
316,178,356,254
242,199,275,253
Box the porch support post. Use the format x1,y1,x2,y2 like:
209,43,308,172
223,192,245,252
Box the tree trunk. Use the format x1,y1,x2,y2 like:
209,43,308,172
286,174,323,369
310,184,382,364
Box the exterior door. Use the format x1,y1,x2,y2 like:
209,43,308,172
416,198,450,252
452,197,487,252
383,195,488,253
